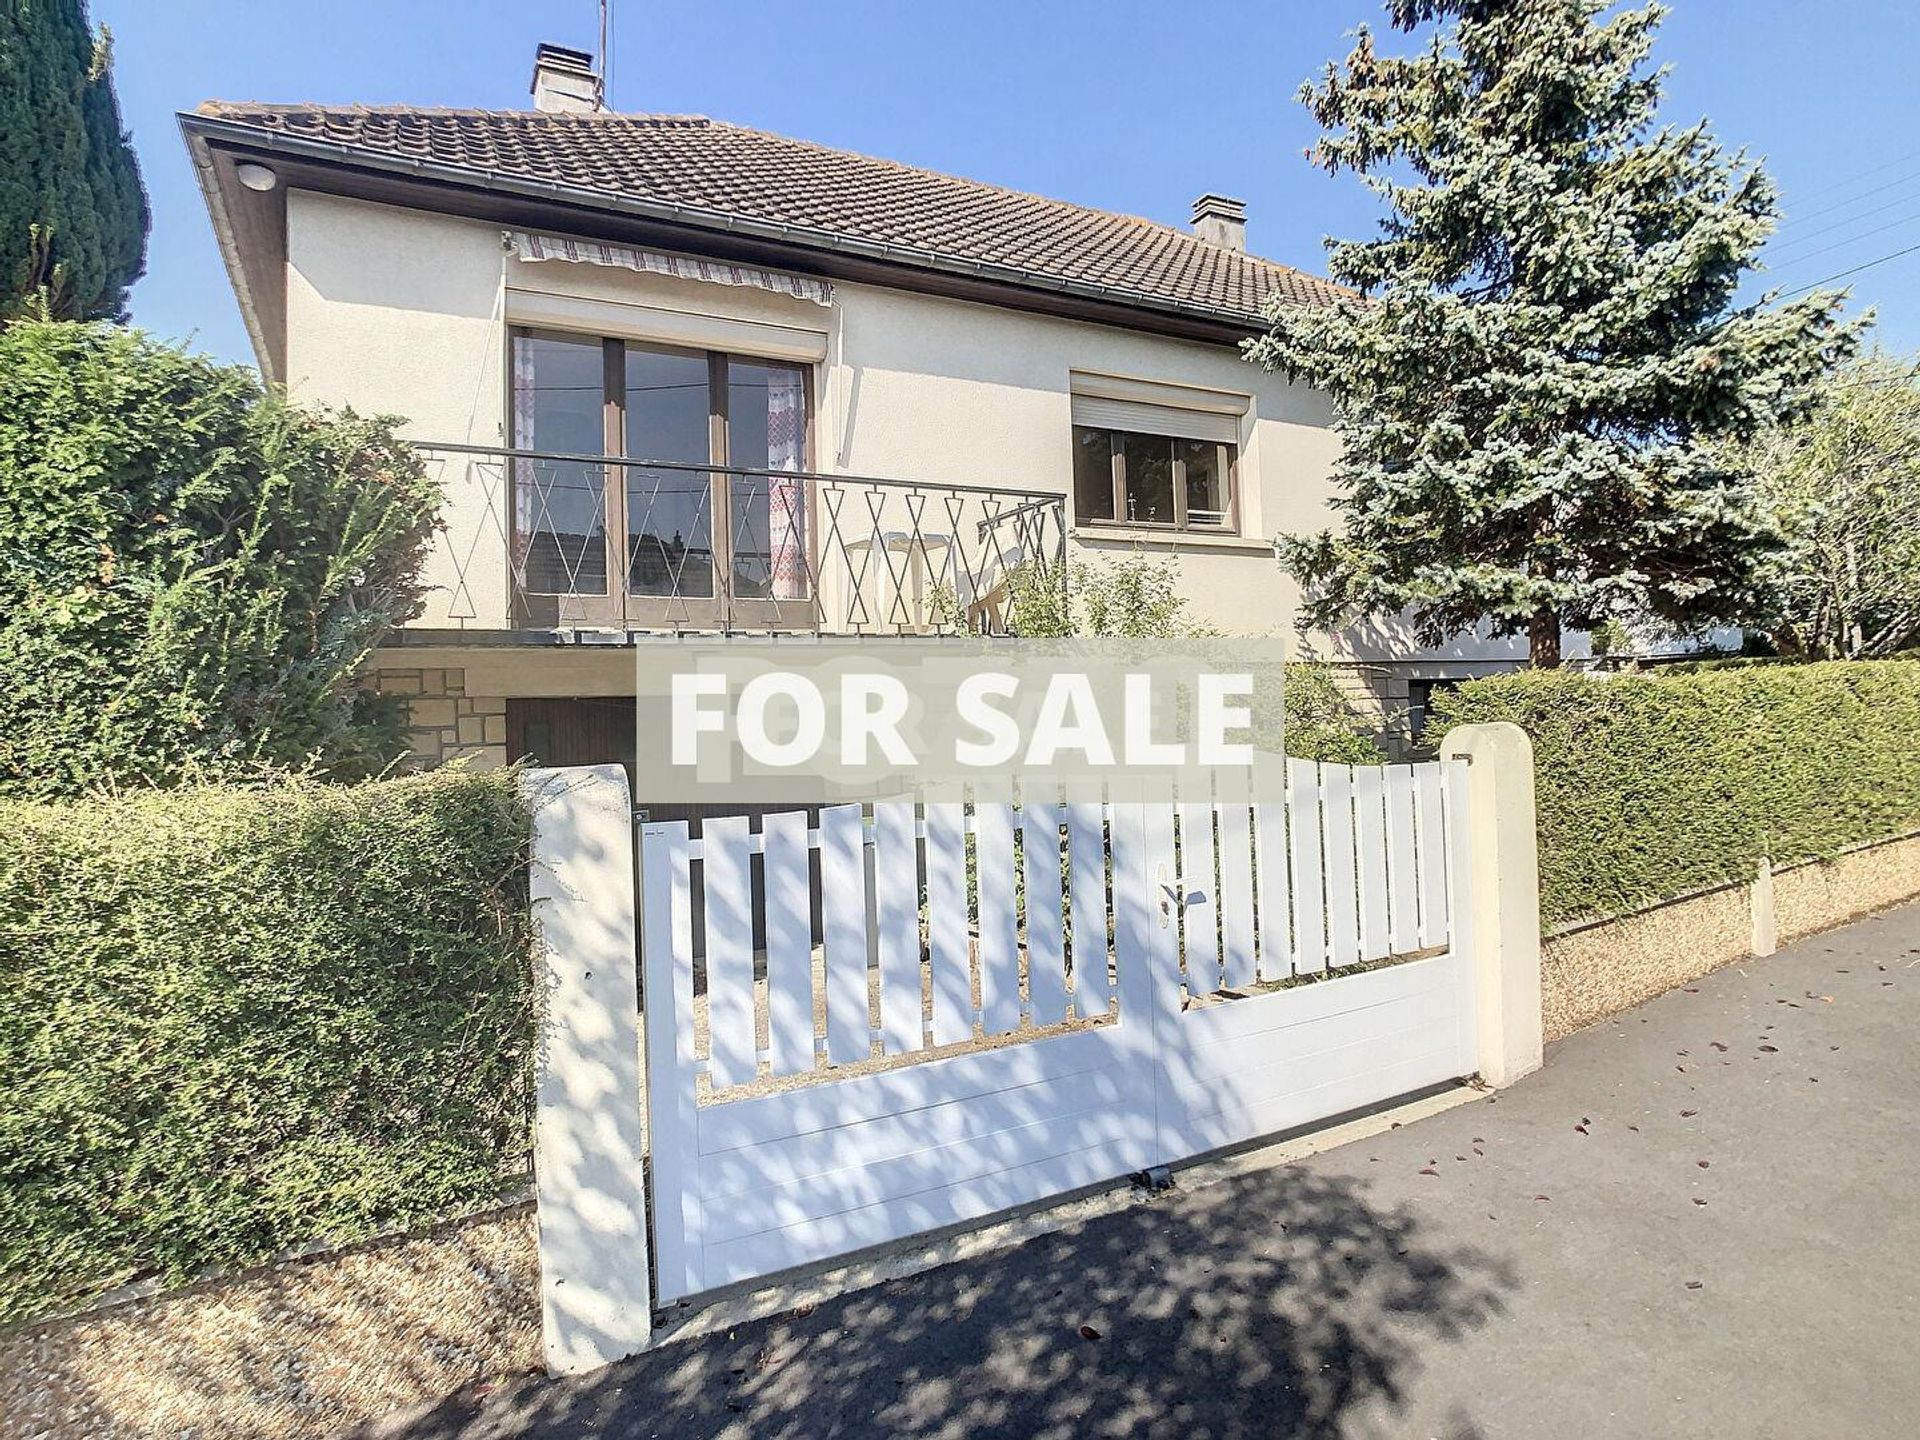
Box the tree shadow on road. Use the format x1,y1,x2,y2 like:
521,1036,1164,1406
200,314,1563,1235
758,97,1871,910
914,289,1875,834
384,1162,1513,1440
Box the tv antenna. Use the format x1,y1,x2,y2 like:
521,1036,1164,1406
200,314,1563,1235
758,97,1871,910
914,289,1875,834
598,0,614,107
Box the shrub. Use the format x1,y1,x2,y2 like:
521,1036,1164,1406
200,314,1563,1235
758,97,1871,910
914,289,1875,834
0,321,439,797
0,768,533,1324
1000,553,1211,640
1001,554,1381,762
1283,665,1383,765
1433,661,1920,926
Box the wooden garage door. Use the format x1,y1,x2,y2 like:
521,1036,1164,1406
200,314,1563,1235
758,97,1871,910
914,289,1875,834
506,697,638,782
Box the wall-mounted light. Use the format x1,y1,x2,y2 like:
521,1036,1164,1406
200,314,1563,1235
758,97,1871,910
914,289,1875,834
234,162,278,193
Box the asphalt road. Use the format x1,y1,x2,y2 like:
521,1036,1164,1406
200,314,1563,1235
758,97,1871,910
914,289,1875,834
386,904,1920,1440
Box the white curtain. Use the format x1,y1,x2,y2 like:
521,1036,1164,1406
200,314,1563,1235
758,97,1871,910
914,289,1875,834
510,334,536,577
766,368,807,601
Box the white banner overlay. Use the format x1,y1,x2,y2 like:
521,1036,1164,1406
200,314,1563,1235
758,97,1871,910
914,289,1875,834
634,639,1289,805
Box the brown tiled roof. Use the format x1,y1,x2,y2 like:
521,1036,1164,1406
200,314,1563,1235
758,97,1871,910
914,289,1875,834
194,103,1342,324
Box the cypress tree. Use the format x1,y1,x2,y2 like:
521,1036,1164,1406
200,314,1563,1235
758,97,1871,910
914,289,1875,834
1251,0,1861,667
0,0,148,321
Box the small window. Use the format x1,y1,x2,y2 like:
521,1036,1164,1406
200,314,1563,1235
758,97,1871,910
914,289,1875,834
1179,438,1231,528
1407,678,1461,741
1073,427,1116,522
1070,424,1237,533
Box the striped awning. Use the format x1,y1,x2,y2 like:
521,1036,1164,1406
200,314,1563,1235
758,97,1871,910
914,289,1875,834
511,232,835,306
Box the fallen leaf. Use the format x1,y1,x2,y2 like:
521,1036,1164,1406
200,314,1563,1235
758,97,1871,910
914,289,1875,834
1710,1042,1728,1052
1574,1123,1588,1135
1078,1324,1102,1341
1419,1166,1440,1177
1534,1194,1551,1202
1681,1109,1699,1117
1685,1280,1704,1290
1758,1045,1779,1053
1692,1198,1708,1207
1697,1160,1710,1169
1473,1145,1485,1155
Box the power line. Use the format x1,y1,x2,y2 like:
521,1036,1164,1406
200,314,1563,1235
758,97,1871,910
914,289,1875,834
1774,166,1920,233
1767,209,1920,271
1785,147,1920,206
1778,240,1920,298
1770,184,1920,252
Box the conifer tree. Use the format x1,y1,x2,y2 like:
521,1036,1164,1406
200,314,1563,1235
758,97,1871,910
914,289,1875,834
0,0,148,320
1251,0,1860,666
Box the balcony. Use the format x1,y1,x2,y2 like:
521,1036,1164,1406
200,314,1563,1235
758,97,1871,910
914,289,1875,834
408,442,1066,641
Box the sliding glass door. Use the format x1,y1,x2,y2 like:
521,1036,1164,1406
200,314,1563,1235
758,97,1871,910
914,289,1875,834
622,344,716,618
511,329,812,628
723,358,810,615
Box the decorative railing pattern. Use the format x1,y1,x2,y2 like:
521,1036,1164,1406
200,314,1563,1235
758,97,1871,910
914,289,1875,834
414,442,1066,636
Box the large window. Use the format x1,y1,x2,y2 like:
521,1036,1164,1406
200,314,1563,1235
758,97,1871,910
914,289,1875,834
1069,403,1238,532
511,329,810,622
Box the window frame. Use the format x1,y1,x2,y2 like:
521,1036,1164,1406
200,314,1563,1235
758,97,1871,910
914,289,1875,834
507,326,817,629
1073,423,1240,535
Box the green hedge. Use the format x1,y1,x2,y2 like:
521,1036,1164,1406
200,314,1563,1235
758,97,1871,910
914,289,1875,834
1434,661,1920,927
0,768,533,1324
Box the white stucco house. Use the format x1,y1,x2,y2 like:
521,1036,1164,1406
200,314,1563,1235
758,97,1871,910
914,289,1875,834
181,42,1542,774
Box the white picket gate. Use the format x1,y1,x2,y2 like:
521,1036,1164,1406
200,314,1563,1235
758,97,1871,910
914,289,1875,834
637,759,1477,1306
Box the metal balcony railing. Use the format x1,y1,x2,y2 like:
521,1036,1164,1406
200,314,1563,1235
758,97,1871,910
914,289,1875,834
413,442,1066,637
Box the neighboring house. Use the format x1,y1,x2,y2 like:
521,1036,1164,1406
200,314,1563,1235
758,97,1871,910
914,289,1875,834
181,42,1547,773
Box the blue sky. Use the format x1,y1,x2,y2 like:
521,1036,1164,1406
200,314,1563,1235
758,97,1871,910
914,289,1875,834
95,0,1920,370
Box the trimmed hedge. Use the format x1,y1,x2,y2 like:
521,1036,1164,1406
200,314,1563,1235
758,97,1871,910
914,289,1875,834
0,768,533,1324
0,320,440,798
1433,661,1920,927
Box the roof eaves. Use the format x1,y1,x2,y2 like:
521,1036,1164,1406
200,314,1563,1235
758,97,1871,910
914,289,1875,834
177,111,1276,334
178,115,278,378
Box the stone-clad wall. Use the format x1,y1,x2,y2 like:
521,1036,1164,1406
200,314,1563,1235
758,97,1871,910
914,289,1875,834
366,667,510,772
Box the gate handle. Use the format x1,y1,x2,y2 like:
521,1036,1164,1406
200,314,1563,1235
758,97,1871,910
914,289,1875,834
1155,867,1208,929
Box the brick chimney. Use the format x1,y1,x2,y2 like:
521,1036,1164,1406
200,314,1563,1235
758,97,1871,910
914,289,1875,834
1191,194,1247,251
530,42,601,114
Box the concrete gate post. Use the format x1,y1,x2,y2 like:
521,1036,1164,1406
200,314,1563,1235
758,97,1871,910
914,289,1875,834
1441,723,1545,1088
523,765,652,1374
